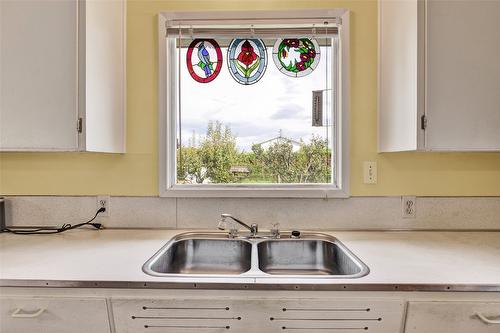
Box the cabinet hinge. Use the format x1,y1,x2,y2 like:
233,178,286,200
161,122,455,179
77,117,83,133
420,115,427,130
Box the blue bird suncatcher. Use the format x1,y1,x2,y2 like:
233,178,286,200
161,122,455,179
186,39,223,83
197,42,213,77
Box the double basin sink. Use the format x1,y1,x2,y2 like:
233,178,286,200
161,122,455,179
143,232,369,278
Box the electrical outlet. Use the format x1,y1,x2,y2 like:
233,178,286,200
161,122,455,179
402,196,416,218
363,161,377,184
96,195,110,217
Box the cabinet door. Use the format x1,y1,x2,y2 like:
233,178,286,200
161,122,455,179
0,297,110,333
405,301,500,333
378,0,424,152
83,0,126,153
0,1,78,151
426,0,500,150
112,297,405,333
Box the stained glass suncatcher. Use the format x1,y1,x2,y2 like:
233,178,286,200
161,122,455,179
186,39,223,83
227,39,267,85
272,38,321,78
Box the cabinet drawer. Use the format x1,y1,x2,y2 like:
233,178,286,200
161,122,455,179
0,297,110,333
113,298,244,333
112,297,405,333
405,301,500,333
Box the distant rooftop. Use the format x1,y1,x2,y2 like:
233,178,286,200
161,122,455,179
254,129,301,147
230,166,250,174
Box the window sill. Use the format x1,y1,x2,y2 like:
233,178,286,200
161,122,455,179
160,185,349,198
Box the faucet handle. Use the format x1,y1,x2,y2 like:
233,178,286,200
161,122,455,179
270,223,280,238
218,216,239,237
228,226,239,238
217,216,227,230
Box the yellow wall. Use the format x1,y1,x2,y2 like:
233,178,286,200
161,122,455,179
1,0,500,196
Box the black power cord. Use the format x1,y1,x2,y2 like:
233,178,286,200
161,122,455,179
2,207,106,235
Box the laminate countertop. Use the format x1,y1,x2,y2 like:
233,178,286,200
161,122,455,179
1,230,499,291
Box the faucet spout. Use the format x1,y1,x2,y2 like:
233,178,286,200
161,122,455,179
220,213,258,237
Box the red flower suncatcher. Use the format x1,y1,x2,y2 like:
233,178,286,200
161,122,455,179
237,40,258,66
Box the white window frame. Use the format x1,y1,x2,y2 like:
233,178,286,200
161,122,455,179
158,9,350,198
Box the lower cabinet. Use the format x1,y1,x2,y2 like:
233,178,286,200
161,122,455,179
0,296,111,333
405,301,500,333
1,288,500,333
111,297,405,333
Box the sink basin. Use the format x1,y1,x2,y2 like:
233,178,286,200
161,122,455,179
143,232,368,278
146,237,252,275
258,239,364,276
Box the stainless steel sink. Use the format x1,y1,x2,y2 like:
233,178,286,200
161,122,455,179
258,239,364,276
143,232,369,279
146,236,252,275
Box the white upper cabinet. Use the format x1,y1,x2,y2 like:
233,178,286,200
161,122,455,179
81,0,126,153
378,0,500,152
425,1,500,151
0,1,79,151
0,0,126,153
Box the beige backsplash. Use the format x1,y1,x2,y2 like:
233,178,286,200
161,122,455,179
3,196,500,230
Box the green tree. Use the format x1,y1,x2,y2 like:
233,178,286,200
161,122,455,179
177,146,205,184
296,136,331,183
178,121,332,184
199,121,238,183
260,139,298,183
253,136,331,183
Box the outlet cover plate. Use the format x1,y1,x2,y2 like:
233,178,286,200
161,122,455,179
402,196,416,218
96,196,110,217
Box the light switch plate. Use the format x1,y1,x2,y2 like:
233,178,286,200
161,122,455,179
363,161,377,184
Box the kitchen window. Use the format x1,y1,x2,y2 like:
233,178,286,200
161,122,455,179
159,10,350,197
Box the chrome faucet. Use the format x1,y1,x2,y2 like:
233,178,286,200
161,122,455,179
218,213,258,238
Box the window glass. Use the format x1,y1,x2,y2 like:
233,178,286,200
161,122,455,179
175,33,336,186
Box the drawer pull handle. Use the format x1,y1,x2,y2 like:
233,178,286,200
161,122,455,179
11,308,45,318
476,313,500,325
